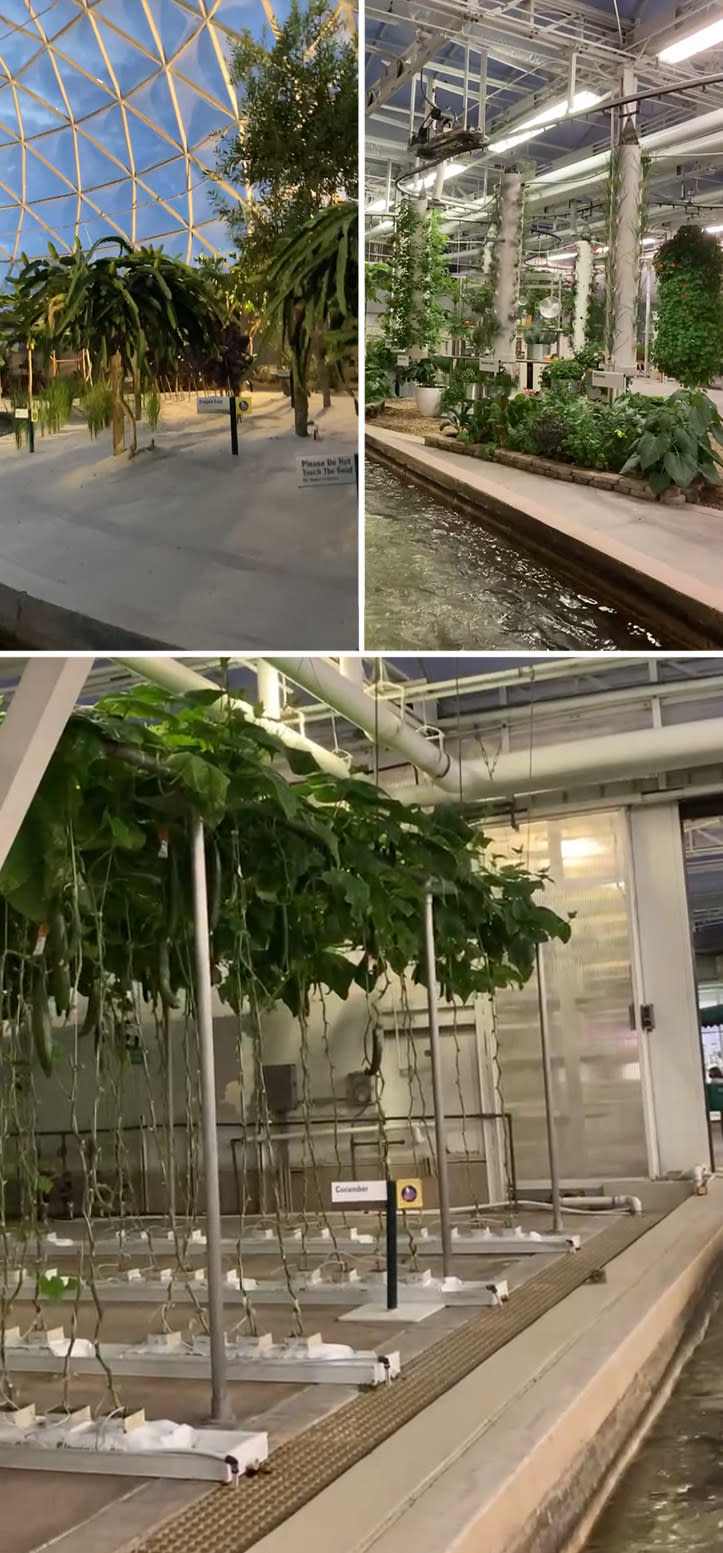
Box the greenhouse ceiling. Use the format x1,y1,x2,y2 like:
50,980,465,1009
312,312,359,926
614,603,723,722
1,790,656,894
365,0,723,260
0,0,351,283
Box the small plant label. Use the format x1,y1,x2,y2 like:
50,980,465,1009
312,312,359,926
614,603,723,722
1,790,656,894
331,1179,386,1204
196,395,229,414
298,453,355,487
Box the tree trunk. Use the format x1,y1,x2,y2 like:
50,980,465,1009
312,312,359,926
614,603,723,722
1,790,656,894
133,359,142,422
319,358,332,409
110,351,125,455
293,382,309,437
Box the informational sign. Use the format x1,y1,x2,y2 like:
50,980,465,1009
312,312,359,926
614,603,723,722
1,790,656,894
396,1178,424,1210
396,353,410,367
237,395,252,416
196,395,229,414
14,407,28,420
298,453,356,488
331,1179,387,1205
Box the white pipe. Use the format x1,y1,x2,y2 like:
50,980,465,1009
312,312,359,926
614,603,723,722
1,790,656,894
265,657,459,790
114,657,353,781
493,171,523,365
390,715,723,805
612,119,642,372
572,239,593,351
256,662,281,720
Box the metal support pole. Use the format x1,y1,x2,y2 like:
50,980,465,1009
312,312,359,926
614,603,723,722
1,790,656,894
423,888,453,1277
385,1179,398,1311
190,814,231,1422
535,945,564,1233
164,1008,177,1222
229,394,238,456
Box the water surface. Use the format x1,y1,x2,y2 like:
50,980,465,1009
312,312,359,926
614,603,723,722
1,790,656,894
586,1292,723,1551
365,460,662,651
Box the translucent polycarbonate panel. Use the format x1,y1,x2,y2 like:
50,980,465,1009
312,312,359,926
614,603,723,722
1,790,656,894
0,0,326,280
489,810,648,1182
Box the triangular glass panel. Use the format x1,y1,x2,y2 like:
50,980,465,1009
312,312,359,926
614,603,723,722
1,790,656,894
54,57,116,120
33,126,77,185
95,33,157,99
95,0,163,62
16,53,71,121
26,144,76,201
77,134,128,196
84,105,132,169
154,0,203,61
0,28,43,78
0,144,23,199
174,27,231,108
0,85,20,142
127,75,182,144
172,86,228,152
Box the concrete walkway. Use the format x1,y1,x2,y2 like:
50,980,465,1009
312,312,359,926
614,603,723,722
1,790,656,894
367,425,723,646
0,392,358,649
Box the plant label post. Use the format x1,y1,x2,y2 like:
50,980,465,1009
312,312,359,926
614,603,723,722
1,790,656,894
229,394,238,456
190,813,231,1423
331,1180,398,1310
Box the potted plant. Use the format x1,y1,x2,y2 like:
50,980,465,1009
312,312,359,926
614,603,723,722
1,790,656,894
411,357,442,416
525,320,558,362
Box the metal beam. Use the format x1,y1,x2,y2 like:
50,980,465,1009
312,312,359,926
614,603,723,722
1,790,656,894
367,28,449,112
0,658,92,872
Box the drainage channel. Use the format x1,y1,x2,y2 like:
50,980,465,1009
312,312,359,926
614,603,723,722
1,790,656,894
136,1211,663,1553
365,456,683,650
583,1278,723,1553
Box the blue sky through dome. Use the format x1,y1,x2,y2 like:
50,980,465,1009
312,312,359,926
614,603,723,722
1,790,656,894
0,0,299,280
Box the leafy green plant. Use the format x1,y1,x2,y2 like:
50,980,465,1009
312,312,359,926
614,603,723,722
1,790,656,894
620,388,723,494
81,381,113,441
365,337,395,403
410,358,440,388
264,201,357,435
383,202,453,357
540,344,602,389
527,400,572,461
0,683,570,1054
144,386,161,432
36,377,76,435
652,226,723,389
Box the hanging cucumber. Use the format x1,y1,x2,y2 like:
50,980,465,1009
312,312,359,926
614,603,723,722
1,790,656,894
51,960,71,1018
31,974,53,1077
206,837,222,932
47,910,68,963
158,939,180,1010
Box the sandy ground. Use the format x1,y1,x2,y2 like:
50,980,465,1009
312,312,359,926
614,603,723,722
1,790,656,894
0,391,358,649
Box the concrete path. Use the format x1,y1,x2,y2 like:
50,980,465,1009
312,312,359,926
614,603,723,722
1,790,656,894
367,426,723,645
0,391,358,649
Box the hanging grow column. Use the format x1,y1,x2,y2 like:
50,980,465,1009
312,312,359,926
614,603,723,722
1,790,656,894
493,171,524,368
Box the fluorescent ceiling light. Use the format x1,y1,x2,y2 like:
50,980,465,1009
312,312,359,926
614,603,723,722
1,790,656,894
641,236,658,246
547,250,576,261
366,221,393,238
535,149,608,186
406,161,466,194
659,17,723,64
706,222,723,233
489,91,602,156
365,198,387,214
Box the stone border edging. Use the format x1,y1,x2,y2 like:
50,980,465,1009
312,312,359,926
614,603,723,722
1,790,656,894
423,433,699,507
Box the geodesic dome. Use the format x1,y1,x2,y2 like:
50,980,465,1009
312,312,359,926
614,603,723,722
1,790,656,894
0,0,279,283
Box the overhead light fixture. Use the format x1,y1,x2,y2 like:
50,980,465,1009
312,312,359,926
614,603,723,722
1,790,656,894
489,91,602,156
641,236,658,246
547,250,576,261
658,17,723,64
406,161,466,195
706,222,723,233
365,198,387,215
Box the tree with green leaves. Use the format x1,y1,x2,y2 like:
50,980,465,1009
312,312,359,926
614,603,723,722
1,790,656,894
7,239,224,455
215,0,357,434
264,201,358,434
652,226,723,388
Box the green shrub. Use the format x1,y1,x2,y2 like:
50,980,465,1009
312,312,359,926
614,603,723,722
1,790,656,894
540,343,602,390
36,377,76,435
81,381,114,440
527,402,571,461
652,226,723,388
145,386,161,431
620,388,723,493
365,337,396,403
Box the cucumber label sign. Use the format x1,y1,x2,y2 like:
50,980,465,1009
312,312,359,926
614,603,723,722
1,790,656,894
298,453,355,487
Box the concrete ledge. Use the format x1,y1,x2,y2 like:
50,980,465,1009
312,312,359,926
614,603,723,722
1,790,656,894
248,1186,723,1553
367,427,723,647
0,576,173,649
